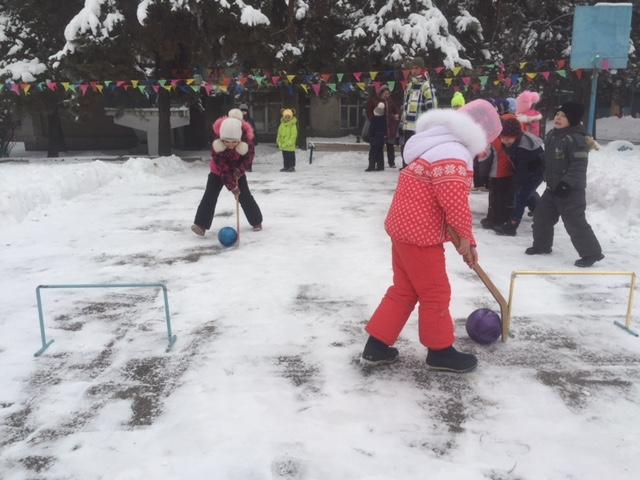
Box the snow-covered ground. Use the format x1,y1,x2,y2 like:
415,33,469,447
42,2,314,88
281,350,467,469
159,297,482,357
1,142,639,479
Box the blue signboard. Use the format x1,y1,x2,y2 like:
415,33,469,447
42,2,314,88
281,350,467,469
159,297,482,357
570,4,633,70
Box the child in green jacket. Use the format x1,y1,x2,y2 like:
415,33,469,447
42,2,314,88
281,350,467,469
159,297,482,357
277,108,298,172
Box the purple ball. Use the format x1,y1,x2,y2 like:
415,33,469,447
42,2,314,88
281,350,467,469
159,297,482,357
466,308,502,344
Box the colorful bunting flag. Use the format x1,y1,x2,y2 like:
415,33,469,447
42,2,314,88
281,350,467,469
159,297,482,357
353,72,362,82
369,71,378,80
312,83,321,96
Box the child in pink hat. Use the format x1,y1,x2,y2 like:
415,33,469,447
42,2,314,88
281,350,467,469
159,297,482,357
516,90,543,137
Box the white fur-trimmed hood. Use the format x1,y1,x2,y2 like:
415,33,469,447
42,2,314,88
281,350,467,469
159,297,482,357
410,108,488,157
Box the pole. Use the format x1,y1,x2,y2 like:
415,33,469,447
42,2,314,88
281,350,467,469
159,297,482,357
587,55,600,137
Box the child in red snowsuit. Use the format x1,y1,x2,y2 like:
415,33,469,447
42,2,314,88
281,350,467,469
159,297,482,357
361,100,502,373
192,110,262,236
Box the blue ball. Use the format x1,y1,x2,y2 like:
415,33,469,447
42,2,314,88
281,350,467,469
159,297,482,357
466,308,502,344
217,226,238,247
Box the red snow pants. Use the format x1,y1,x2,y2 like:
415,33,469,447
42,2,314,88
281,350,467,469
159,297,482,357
365,240,455,350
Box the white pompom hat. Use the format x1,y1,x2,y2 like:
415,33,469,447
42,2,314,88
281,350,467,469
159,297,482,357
219,117,243,141
373,102,385,116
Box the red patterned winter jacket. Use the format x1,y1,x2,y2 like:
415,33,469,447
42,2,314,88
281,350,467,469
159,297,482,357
385,118,483,247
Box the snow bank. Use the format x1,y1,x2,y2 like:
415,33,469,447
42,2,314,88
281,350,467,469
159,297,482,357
0,156,187,224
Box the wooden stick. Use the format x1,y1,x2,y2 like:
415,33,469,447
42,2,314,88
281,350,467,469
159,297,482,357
447,227,510,341
235,194,240,248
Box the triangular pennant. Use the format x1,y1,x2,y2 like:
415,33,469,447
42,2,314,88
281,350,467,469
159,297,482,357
462,77,472,86
542,71,551,80
445,78,453,87
271,76,281,86
186,78,194,85
61,82,71,92
222,77,231,86
116,80,127,88
47,81,58,92
104,80,113,88
138,85,147,94
387,81,396,91
327,83,336,93
402,69,410,80
300,84,309,93
20,83,31,94
96,84,104,93
131,80,139,89
400,80,408,91
219,85,228,93
479,75,488,87
557,59,567,69
163,84,172,91
356,82,366,91
153,85,161,93
337,73,344,82
320,73,332,83
353,72,362,82
369,71,379,80
519,62,528,70
179,85,191,94
0,84,5,93
556,70,567,78
574,70,583,80
203,83,213,95
435,67,445,75
171,79,181,88
526,72,537,81
287,75,296,83
452,67,462,76
312,83,321,96
11,83,20,95
504,78,513,88
79,84,90,96
191,85,200,92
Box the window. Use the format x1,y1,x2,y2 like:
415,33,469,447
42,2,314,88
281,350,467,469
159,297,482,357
340,95,364,130
253,101,282,134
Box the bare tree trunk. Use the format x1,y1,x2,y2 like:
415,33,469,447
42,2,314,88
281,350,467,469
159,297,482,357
158,88,172,156
47,105,66,158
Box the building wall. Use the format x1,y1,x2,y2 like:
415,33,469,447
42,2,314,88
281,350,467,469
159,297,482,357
309,96,342,137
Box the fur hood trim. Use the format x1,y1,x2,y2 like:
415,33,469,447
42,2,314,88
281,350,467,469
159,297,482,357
516,112,542,123
414,108,488,156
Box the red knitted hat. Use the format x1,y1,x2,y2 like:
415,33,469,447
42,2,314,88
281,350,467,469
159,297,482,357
500,114,522,138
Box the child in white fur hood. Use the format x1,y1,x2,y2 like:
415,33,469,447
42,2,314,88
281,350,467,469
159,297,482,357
361,100,501,373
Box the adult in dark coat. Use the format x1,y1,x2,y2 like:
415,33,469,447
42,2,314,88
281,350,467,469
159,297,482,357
525,102,603,267
365,102,387,171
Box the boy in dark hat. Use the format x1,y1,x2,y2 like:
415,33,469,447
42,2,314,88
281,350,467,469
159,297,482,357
525,102,604,267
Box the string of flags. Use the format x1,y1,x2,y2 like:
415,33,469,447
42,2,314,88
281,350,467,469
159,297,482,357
0,58,618,98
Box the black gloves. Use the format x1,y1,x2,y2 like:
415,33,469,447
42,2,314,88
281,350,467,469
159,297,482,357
554,181,571,198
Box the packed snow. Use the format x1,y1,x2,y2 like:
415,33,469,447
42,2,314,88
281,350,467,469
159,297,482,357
0,142,639,479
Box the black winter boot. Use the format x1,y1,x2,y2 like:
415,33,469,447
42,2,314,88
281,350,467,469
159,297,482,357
426,346,477,373
525,246,552,255
360,335,399,366
494,222,517,236
575,253,604,268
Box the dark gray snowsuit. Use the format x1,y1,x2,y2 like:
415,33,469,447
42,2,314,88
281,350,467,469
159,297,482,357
531,125,602,257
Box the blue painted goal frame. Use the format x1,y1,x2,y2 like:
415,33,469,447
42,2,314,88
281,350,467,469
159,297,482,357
34,283,177,357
